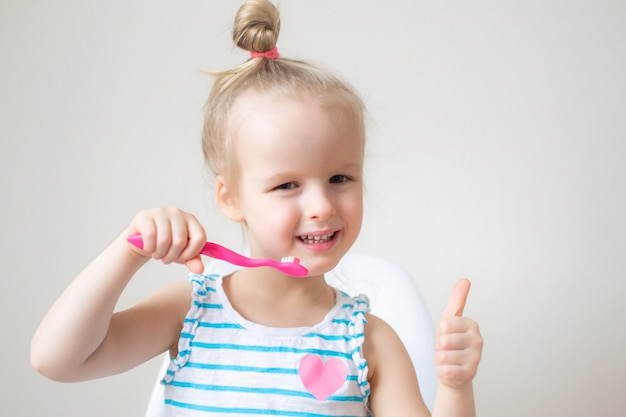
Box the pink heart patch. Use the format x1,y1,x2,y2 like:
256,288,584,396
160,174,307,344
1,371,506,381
298,355,348,401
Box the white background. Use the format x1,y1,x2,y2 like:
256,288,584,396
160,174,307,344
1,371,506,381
1,1,625,416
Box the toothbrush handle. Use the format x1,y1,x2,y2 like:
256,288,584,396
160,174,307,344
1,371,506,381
201,242,273,268
126,233,266,267
126,233,307,276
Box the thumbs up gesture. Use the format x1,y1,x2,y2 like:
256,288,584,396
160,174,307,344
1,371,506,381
435,279,483,389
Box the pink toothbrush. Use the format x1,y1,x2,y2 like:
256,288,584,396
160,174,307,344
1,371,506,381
126,233,308,277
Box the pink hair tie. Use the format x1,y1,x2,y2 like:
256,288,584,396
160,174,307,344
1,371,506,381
249,47,279,60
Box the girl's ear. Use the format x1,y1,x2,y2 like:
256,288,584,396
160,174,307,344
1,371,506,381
215,175,244,222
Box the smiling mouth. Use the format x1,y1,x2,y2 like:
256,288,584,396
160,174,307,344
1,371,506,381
298,232,336,244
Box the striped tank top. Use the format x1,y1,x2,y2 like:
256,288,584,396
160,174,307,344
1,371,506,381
162,273,371,417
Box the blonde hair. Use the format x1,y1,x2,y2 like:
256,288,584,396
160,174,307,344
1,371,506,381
202,0,365,182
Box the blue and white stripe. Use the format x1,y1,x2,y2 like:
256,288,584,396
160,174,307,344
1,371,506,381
162,273,371,416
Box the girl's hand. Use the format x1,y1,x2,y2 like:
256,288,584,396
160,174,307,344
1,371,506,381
434,279,483,389
125,207,207,274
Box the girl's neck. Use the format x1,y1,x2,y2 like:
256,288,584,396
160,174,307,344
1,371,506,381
222,268,336,328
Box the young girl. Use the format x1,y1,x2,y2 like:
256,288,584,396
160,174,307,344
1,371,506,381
31,0,483,416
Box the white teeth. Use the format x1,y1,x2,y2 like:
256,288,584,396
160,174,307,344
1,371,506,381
299,232,335,244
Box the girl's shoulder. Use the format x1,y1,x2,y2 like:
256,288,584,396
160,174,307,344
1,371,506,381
363,313,400,345
362,313,412,380
362,313,429,414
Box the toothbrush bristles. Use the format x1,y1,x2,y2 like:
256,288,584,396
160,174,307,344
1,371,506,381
280,256,301,264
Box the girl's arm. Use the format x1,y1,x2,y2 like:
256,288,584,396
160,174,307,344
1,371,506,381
366,279,483,417
364,314,431,416
30,208,206,382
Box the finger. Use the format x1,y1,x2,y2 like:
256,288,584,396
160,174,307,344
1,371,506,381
129,214,157,254
438,316,478,336
434,345,481,385
435,329,468,350
152,221,172,260
161,213,190,264
442,278,471,318
176,215,207,263
185,256,205,275
434,348,467,367
435,363,476,389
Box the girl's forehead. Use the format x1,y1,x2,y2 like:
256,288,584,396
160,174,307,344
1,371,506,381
230,92,363,145
230,91,362,161
224,89,365,179
236,94,362,144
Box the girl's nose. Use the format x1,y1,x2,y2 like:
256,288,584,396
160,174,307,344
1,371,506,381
304,187,336,220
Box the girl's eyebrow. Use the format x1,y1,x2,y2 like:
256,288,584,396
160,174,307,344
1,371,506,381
263,162,362,182
262,171,299,183
339,162,364,171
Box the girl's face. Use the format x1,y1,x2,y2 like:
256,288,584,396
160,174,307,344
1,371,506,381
221,91,364,277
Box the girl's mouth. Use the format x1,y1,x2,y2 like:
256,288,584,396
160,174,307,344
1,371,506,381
297,232,336,244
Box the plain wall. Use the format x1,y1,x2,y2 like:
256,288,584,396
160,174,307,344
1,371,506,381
1,1,625,415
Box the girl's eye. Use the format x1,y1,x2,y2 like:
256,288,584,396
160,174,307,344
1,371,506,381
274,182,297,190
329,175,349,184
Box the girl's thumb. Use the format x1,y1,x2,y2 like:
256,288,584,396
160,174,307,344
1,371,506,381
442,278,471,318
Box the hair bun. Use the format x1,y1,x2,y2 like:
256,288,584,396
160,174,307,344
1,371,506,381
233,0,281,53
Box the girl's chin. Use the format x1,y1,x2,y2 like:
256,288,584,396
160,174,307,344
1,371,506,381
301,256,343,277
